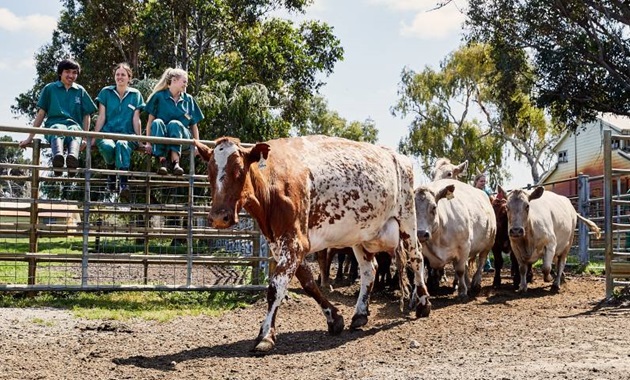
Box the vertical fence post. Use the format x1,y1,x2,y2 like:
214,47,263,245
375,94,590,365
81,138,92,287
27,139,42,285
577,174,590,265
186,142,195,287
604,129,613,298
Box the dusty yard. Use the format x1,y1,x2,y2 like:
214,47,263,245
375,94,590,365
1,270,629,380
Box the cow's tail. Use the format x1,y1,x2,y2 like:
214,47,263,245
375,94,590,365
395,241,410,310
577,213,602,239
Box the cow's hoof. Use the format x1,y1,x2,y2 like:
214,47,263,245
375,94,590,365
469,283,481,297
415,301,431,318
492,279,502,288
252,337,275,353
328,315,344,335
350,314,368,330
544,273,553,282
551,284,561,293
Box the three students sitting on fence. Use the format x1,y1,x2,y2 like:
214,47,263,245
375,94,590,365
143,68,204,176
19,59,97,177
93,63,145,200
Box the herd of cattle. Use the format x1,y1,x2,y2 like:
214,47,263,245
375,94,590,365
194,135,601,353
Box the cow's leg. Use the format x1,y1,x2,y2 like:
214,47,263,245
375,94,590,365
403,240,431,318
470,250,486,296
315,249,329,288
454,258,469,300
518,260,529,293
254,243,301,353
541,242,557,283
492,248,504,288
295,260,345,334
552,246,570,292
350,245,376,329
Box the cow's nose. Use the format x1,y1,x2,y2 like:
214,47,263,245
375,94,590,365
509,227,524,237
209,209,236,229
417,230,430,242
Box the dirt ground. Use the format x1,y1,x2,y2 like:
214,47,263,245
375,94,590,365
1,269,630,380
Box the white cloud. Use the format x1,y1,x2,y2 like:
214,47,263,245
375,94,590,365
368,0,467,39
0,8,57,37
400,4,466,39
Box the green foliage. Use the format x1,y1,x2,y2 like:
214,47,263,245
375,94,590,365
466,0,630,130
12,0,343,139
393,43,560,185
294,96,379,143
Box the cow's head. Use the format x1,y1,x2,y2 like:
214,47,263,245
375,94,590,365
431,158,468,181
506,186,544,238
414,184,455,242
195,137,270,229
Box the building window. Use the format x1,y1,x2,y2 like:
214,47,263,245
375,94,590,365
612,139,621,150
558,150,568,163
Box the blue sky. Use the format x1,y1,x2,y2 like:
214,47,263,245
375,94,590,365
0,0,531,188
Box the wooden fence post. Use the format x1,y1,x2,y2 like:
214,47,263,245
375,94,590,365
577,173,590,265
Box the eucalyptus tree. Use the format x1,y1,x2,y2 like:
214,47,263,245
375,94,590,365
466,0,630,130
393,43,559,185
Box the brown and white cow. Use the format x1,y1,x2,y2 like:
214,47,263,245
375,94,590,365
505,186,601,293
431,158,468,181
195,136,431,353
414,179,497,299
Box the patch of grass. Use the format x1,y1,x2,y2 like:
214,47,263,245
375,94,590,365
30,317,54,326
0,290,261,321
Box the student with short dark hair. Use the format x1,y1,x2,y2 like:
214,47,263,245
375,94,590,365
19,58,97,176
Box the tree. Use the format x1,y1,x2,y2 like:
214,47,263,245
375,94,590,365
11,0,344,138
393,43,559,185
466,0,630,130
295,96,379,143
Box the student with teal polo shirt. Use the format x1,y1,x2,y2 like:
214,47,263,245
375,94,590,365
19,59,97,176
143,68,203,176
93,63,145,199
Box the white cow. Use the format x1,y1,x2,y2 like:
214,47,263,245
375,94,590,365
431,158,468,180
504,186,601,293
414,179,497,299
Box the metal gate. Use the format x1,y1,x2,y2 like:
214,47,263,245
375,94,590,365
0,125,270,292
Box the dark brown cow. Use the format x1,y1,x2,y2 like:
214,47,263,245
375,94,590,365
195,136,431,353
491,187,533,288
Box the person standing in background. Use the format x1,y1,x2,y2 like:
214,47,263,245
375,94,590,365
474,173,495,273
143,68,203,176
93,63,145,200
19,59,97,176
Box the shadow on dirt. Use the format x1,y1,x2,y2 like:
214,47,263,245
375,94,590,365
113,318,409,370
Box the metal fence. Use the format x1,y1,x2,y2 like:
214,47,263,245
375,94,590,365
0,125,269,292
603,129,630,298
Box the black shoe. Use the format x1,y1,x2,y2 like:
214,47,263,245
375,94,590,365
52,155,64,176
107,175,116,192
172,162,184,176
119,185,130,201
157,159,168,175
66,155,79,177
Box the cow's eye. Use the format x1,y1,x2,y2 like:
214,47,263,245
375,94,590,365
525,204,529,212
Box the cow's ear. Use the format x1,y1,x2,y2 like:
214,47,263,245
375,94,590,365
529,186,544,201
435,184,455,202
247,143,271,167
456,160,468,176
496,185,507,200
194,140,212,162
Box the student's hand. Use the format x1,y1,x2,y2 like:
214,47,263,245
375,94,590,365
80,140,87,151
144,143,152,155
18,138,32,149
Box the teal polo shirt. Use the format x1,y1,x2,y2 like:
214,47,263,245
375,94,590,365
145,89,204,127
37,81,97,128
95,86,145,134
